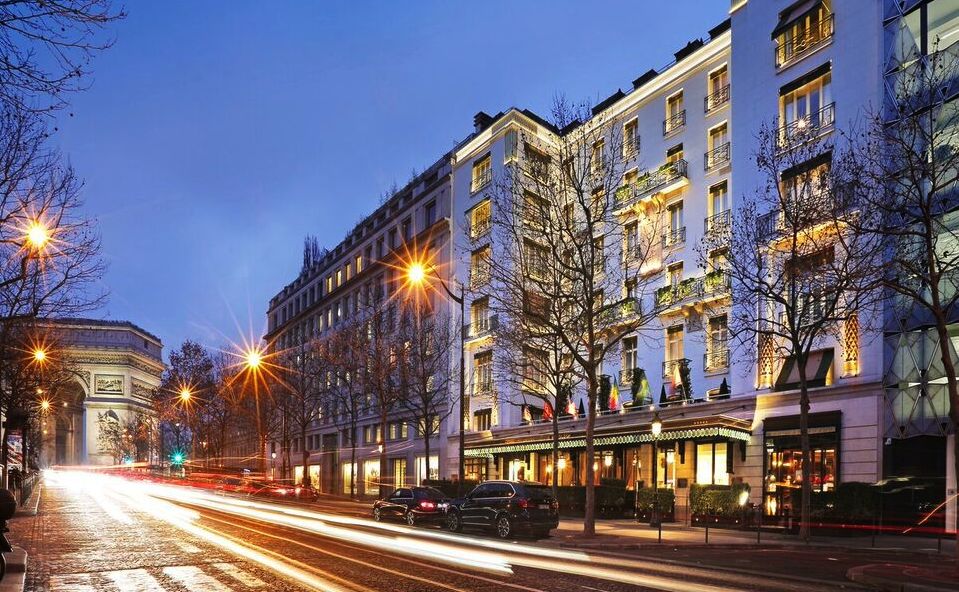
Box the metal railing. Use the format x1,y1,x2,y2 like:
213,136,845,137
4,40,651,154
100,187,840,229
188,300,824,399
469,268,491,289
662,358,690,379
662,226,686,249
777,102,835,151
469,217,491,239
703,269,731,296
471,169,492,193
704,346,730,371
663,110,687,136
656,276,699,307
623,134,641,159
704,142,731,171
637,160,688,200
704,84,730,113
704,210,731,241
775,14,834,68
620,368,635,385
756,185,856,240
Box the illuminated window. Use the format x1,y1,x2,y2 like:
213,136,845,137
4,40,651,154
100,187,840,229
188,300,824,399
471,154,492,193
696,442,730,485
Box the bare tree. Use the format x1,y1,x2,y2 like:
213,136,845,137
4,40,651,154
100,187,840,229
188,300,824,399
282,340,323,488
715,119,882,540
482,96,664,535
839,40,959,552
397,303,456,486
0,0,124,114
319,323,364,498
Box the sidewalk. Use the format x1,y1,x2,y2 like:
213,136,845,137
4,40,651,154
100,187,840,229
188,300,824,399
1,482,42,592
546,518,957,592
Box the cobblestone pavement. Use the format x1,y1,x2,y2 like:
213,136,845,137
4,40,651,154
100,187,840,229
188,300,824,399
8,477,310,592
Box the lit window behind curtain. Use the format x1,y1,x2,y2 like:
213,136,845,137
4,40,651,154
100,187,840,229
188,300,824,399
696,442,730,485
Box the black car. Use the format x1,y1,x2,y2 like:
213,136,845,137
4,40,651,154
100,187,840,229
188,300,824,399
372,486,451,526
445,481,559,539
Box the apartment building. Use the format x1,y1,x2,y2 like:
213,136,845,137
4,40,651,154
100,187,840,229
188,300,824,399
449,0,954,529
265,154,454,496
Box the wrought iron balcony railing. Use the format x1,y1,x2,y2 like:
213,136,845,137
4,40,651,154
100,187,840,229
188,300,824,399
469,217,491,240
704,84,730,114
623,134,641,160
704,346,730,371
777,102,835,151
614,160,689,210
775,14,834,68
663,110,686,137
619,368,635,385
704,142,731,172
756,186,856,241
662,358,690,379
704,210,731,242
471,169,492,193
662,227,686,249
656,276,699,308
703,269,731,296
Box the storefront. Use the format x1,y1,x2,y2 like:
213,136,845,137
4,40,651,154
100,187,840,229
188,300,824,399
762,411,840,518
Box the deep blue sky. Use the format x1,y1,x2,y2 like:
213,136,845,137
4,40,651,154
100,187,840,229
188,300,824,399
54,0,728,358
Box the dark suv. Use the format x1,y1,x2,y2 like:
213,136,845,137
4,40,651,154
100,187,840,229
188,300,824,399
445,481,559,539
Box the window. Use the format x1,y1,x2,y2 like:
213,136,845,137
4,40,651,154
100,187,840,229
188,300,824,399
525,143,550,181
523,191,548,231
473,409,492,432
523,240,549,281
709,181,729,216
664,91,685,136
622,337,638,382
705,123,730,171
774,1,833,68
666,143,684,164
625,222,639,260
665,201,685,247
388,421,408,441
471,297,490,336
472,154,492,192
415,455,439,484
779,68,833,147
705,65,729,113
470,246,492,288
465,457,488,481
425,201,437,227
504,130,518,163
523,348,548,393
402,218,412,242
591,139,605,175
392,459,408,488
623,119,639,158
326,276,333,292
706,315,730,370
469,200,491,239
696,442,730,485
416,415,440,437
666,325,684,363
474,351,493,394
355,255,363,274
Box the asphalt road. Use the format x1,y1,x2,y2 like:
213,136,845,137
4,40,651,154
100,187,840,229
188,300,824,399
15,471,868,592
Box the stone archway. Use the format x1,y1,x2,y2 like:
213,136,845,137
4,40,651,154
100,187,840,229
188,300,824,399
43,381,86,466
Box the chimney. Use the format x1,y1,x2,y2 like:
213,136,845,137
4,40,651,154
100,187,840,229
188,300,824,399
473,111,493,133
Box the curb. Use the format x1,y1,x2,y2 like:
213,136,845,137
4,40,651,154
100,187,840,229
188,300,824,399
0,547,28,592
846,565,959,592
13,483,40,518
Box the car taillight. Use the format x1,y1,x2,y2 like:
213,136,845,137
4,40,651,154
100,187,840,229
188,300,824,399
550,500,559,510
295,487,302,495
419,500,436,510
516,498,529,509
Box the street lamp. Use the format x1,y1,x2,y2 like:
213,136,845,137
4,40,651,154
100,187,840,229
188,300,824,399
25,220,50,250
271,451,277,481
39,400,50,412
650,411,663,529
406,261,467,495
179,387,192,403
245,348,263,370
32,348,47,363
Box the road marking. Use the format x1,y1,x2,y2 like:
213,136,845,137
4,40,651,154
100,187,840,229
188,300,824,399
163,565,231,592
213,562,267,588
49,573,98,592
177,541,202,553
106,568,167,592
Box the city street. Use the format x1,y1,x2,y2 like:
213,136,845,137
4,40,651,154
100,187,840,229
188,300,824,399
5,472,875,592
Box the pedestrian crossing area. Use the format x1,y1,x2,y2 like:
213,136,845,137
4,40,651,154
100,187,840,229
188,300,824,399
48,562,268,592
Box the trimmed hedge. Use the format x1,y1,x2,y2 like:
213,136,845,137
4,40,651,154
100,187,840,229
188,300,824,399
689,483,751,518
633,487,675,512
554,485,628,515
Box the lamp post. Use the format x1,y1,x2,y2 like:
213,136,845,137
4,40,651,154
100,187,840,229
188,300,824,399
241,346,268,476
406,262,467,496
271,451,277,481
650,411,663,533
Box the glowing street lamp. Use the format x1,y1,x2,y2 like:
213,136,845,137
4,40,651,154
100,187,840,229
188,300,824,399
40,400,50,412
179,387,192,403
406,262,426,285
32,348,47,363
244,348,263,370
25,220,50,250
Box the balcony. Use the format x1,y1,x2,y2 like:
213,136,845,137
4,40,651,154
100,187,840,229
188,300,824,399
656,276,700,308
704,84,730,114
623,134,641,160
469,217,491,240
663,110,686,137
703,269,731,297
471,169,492,193
775,14,834,68
662,227,686,249
704,210,731,243
704,142,730,172
469,269,491,290
469,316,491,338
615,160,689,212
662,358,690,379
756,186,855,241
777,102,835,151
704,346,730,372
619,368,635,385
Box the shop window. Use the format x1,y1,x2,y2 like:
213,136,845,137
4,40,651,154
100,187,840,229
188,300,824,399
464,458,488,482
695,442,730,485
341,462,358,495
415,455,439,484
392,458,407,488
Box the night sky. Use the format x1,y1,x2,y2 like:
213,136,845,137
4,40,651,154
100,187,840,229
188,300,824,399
53,0,728,358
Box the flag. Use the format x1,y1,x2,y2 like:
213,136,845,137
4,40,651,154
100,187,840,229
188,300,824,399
543,401,554,421
609,380,620,411
522,404,532,423
638,369,650,404
567,397,576,417
578,399,586,417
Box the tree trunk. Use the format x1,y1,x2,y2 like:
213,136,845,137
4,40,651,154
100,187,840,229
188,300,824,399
584,372,598,537
379,410,388,498
551,414,560,500
423,429,431,487
350,439,357,499
301,429,310,488
797,352,812,542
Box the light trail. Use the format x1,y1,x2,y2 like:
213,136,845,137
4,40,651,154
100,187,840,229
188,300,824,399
48,470,832,592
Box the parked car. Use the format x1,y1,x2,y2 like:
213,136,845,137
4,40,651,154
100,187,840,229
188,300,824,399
372,486,451,526
445,481,559,539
